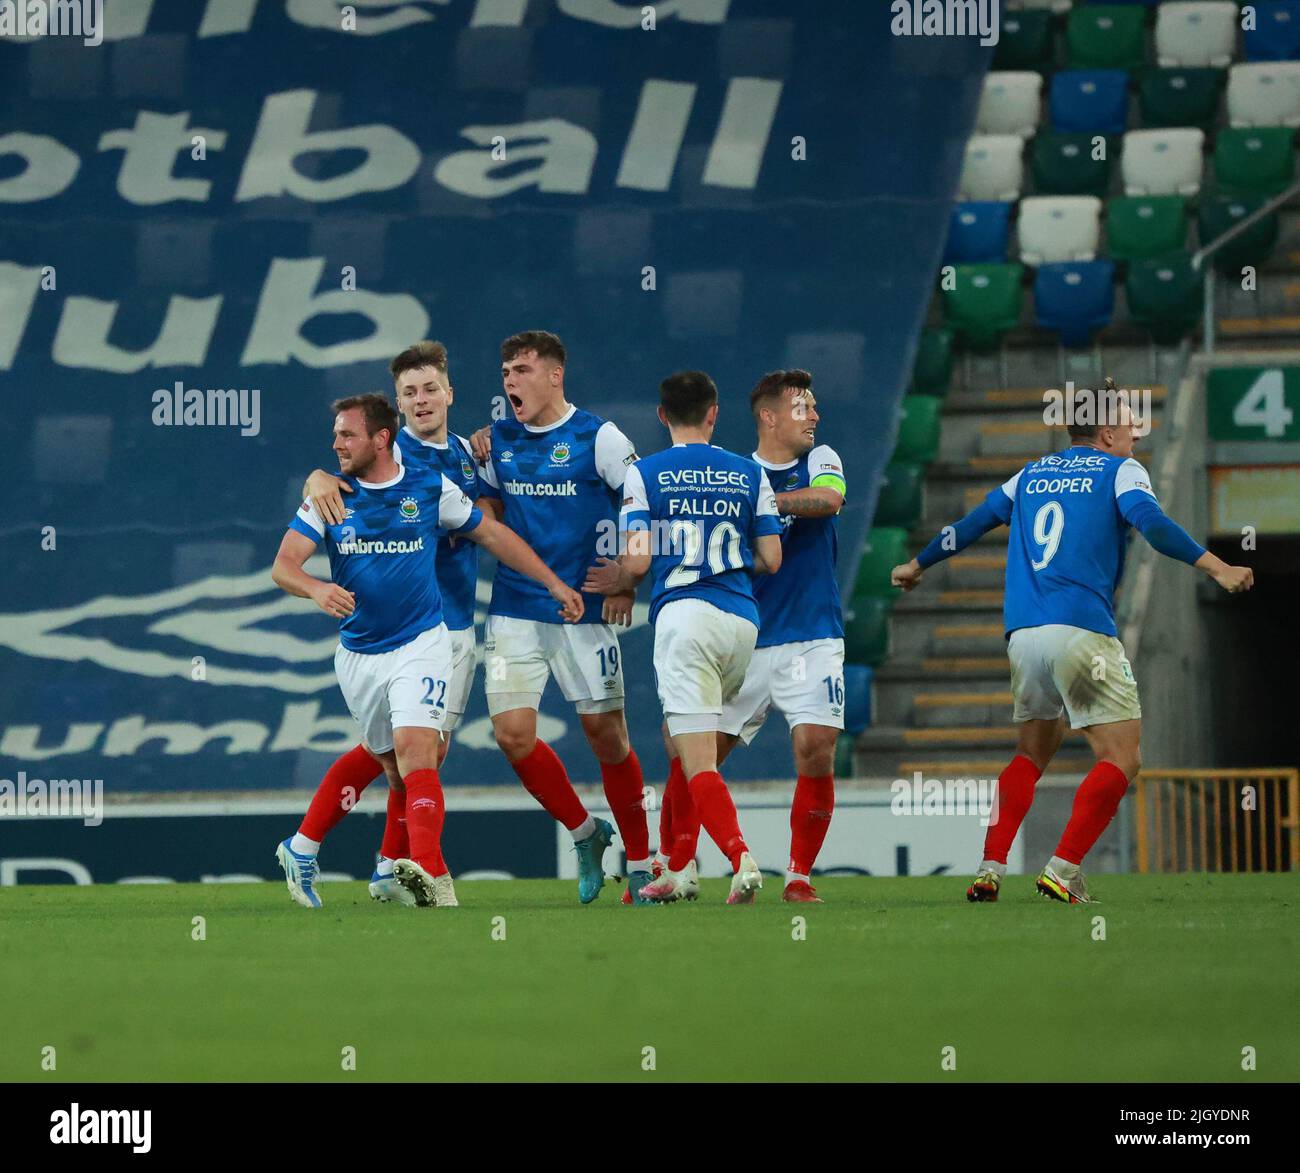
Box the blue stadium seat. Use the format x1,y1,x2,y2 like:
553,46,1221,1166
843,665,873,735
943,201,1013,264
1050,69,1131,135
1245,2,1300,61
1034,259,1117,347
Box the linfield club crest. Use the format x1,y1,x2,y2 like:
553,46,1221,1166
399,496,420,521
460,457,474,480
550,442,571,464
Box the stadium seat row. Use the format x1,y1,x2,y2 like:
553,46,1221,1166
943,256,1206,348
944,192,1280,267
960,127,1296,200
979,64,1300,137
999,2,1300,70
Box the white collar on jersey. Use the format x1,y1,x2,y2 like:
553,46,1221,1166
357,464,406,490
524,403,577,434
752,451,798,471
402,424,450,450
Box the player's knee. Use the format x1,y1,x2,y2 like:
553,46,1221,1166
793,727,838,776
493,723,535,761
581,713,629,763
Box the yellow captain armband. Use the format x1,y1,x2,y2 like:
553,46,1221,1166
810,473,846,497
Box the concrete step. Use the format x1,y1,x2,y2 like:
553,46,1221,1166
876,682,1015,728
852,724,1091,780
876,656,1009,682
889,609,1005,660
942,383,1168,415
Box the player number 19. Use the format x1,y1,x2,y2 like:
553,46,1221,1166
1030,500,1063,571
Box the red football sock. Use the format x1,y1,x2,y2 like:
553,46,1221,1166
1055,760,1130,865
789,774,835,876
601,748,649,862
981,754,1043,865
380,785,408,860
658,758,680,856
667,761,701,872
299,744,383,843
404,768,446,875
688,771,747,872
511,740,588,832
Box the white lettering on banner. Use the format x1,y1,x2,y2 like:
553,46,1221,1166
335,536,426,554
503,480,577,497
657,468,750,488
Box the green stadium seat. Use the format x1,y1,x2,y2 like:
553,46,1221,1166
994,9,1055,71
1214,128,1297,197
1066,5,1147,72
909,326,954,395
853,527,910,598
1031,132,1116,197
1106,194,1188,261
892,397,942,464
1126,253,1204,344
843,593,892,665
873,461,926,528
1198,193,1280,274
1139,67,1224,129
942,262,1024,351
833,732,856,777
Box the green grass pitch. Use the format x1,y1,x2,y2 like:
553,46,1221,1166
1,875,1295,1082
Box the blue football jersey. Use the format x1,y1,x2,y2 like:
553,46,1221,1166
990,447,1158,638
478,405,636,624
289,463,482,654
620,443,782,626
393,427,481,632
752,445,846,647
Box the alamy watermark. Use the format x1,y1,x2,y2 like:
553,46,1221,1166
891,772,1000,827
1043,381,1153,438
0,0,104,46
0,770,103,826
890,0,1000,48
152,382,261,437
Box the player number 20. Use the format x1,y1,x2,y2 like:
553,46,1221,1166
1030,501,1064,571
664,520,744,588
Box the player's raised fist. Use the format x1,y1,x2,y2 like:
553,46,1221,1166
890,558,924,591
310,582,356,618
549,581,585,624
1214,565,1254,594
305,469,352,526
469,425,493,463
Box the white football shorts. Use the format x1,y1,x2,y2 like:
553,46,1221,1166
653,598,759,737
334,624,455,754
440,625,478,733
483,615,624,716
1007,623,1142,729
719,637,846,744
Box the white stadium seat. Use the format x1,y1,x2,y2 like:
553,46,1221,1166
1155,2,1239,69
1007,0,1073,13
976,71,1043,139
1227,62,1300,128
1017,195,1103,265
1122,128,1206,197
958,134,1025,202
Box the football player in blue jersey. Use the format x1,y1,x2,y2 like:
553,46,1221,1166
584,371,784,903
467,331,654,905
300,343,493,905
272,394,582,910
891,382,1253,903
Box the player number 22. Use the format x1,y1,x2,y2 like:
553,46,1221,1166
664,520,743,587
421,677,447,709
1030,501,1064,571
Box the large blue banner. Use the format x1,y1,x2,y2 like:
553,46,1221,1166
1,1,988,795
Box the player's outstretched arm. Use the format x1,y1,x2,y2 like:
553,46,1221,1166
271,529,355,618
583,529,651,597
303,469,352,527
893,493,1012,591
1120,491,1254,593
468,515,584,622
1194,551,1255,593
752,533,783,576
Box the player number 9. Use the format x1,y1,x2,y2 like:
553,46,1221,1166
1030,501,1064,571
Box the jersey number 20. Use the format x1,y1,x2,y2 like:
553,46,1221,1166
665,520,744,587
1030,501,1064,571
